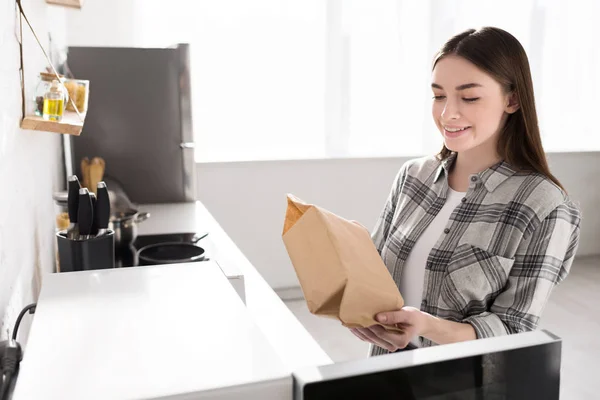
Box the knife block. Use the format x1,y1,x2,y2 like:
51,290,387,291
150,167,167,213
57,230,115,272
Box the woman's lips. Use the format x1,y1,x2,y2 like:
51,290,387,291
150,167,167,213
444,127,471,138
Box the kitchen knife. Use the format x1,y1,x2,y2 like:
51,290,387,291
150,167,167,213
77,188,94,240
66,175,81,240
89,192,97,236
95,182,111,237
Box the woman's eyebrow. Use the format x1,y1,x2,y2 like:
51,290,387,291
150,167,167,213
431,83,483,90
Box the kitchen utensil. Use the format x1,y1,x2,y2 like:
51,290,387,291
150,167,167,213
95,182,111,237
77,188,93,240
136,242,206,266
89,157,105,194
191,232,209,243
66,175,80,240
81,157,91,190
56,230,115,272
110,209,150,249
89,192,97,235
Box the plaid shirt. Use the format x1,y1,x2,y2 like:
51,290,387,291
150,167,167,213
370,153,581,356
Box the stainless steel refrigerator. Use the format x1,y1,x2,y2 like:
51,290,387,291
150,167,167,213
65,43,196,203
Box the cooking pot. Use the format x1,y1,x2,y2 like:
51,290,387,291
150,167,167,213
137,242,206,266
109,208,150,249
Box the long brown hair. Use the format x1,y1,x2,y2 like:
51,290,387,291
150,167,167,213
433,27,564,191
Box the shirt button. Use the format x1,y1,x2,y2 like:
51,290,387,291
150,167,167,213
461,197,466,203
470,176,478,182
443,228,450,234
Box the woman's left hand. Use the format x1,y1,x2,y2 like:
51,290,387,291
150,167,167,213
350,307,430,352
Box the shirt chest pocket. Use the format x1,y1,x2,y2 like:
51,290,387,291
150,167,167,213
440,244,514,314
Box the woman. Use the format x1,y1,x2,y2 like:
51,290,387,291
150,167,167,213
350,27,582,356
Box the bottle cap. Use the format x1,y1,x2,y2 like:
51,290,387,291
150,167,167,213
49,80,62,93
40,72,64,82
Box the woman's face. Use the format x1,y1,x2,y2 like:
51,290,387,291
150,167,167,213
431,55,518,155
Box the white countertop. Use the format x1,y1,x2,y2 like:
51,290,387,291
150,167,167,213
135,201,332,371
12,261,292,400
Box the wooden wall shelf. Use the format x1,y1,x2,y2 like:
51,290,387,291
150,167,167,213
21,111,86,136
17,0,88,135
45,0,84,9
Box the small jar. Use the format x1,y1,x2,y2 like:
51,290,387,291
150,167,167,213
33,72,65,117
64,78,90,113
43,80,67,122
52,191,70,230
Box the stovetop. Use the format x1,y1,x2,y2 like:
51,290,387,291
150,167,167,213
115,232,209,268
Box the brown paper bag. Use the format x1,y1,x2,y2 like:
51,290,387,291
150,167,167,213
282,194,404,330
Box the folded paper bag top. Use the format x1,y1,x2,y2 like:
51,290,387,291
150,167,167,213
282,194,404,330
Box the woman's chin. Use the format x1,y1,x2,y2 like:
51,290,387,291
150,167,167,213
443,140,465,153
442,134,473,153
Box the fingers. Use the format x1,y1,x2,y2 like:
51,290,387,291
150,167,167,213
351,328,379,346
376,309,410,325
350,328,369,342
369,325,411,350
351,326,413,352
356,327,398,352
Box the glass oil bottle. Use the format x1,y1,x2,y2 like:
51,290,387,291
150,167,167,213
43,80,66,122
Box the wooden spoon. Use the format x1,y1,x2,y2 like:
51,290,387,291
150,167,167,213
80,157,90,190
89,157,106,195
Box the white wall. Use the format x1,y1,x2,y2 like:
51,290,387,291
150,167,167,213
0,0,64,341
196,152,600,290
65,0,138,47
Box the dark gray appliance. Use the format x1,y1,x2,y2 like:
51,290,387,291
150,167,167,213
294,330,562,399
65,44,196,203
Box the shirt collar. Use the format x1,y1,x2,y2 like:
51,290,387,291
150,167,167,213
434,152,517,192
433,152,456,183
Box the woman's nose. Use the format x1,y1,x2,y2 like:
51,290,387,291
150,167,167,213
441,100,460,120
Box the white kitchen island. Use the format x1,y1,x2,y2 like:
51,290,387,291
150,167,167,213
12,201,332,400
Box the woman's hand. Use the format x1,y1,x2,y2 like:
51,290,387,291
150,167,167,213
349,307,431,352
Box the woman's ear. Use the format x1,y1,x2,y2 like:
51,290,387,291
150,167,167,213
505,91,520,114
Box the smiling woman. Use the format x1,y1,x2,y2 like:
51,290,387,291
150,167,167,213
350,27,582,357
432,28,564,192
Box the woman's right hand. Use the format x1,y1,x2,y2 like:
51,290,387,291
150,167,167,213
349,327,400,351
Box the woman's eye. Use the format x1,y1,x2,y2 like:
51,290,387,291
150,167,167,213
463,97,480,103
432,95,445,101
